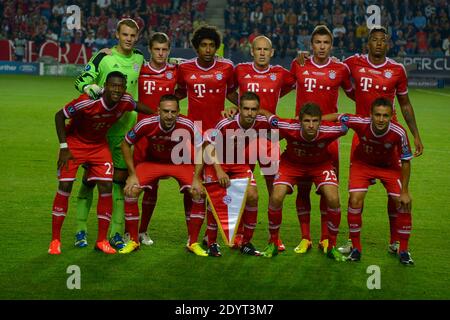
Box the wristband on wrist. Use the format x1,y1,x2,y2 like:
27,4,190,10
60,142,68,149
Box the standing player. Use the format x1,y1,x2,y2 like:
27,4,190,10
202,92,271,256
134,32,179,247
323,98,414,265
338,26,423,254
119,95,207,256
48,71,152,255
177,25,236,257
73,19,144,250
230,35,296,251
290,25,353,254
258,103,348,261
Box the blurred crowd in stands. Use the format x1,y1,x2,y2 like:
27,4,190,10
2,0,450,63
224,0,450,59
1,0,208,61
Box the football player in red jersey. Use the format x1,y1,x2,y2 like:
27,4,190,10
323,98,415,265
134,32,180,247
48,71,153,255
177,25,237,256
258,103,348,261
338,26,423,255
228,35,296,251
120,94,207,256
201,92,273,256
291,25,354,254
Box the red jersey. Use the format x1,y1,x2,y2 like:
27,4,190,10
269,116,347,165
344,54,408,117
291,57,353,116
234,62,296,114
137,62,177,120
206,114,271,165
177,57,235,130
63,93,136,145
339,114,413,167
125,114,200,164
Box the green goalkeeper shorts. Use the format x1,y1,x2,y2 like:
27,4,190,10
107,135,127,170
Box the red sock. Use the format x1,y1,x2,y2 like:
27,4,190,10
296,188,311,240
326,207,341,248
268,205,282,243
189,198,205,245
396,210,412,252
388,198,398,243
242,205,257,244
320,196,329,241
206,205,218,246
51,190,70,240
183,192,192,233
139,188,157,234
348,206,362,251
97,192,112,242
124,196,140,242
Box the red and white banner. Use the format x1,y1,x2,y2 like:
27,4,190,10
0,40,92,64
205,178,249,246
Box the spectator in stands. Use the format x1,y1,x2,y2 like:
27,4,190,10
239,36,252,57
84,30,96,49
443,34,450,56
413,10,427,30
250,6,263,27
13,32,27,62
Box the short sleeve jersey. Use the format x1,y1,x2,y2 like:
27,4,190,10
291,57,353,116
339,114,413,167
269,116,348,165
137,62,178,120
63,93,136,145
177,57,235,130
234,62,296,114
344,54,408,118
125,114,200,164
206,115,271,165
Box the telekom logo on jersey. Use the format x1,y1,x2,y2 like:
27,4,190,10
194,84,206,97
360,77,373,92
304,78,317,92
169,123,280,175
143,80,156,94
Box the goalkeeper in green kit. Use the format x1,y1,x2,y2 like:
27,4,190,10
73,18,145,249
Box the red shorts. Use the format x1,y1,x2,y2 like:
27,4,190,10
204,164,256,186
349,160,402,196
297,140,339,188
274,160,338,194
256,132,280,176
136,162,194,192
58,139,113,182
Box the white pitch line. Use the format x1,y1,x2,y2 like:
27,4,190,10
415,89,450,97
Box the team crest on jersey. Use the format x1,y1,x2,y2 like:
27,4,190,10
127,130,136,140
384,70,393,79
328,70,336,79
166,71,173,80
223,195,232,205
216,73,223,80
270,74,277,81
270,117,279,127
85,65,91,71
133,63,140,72
384,143,392,149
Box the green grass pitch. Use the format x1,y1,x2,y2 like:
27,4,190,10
0,75,449,300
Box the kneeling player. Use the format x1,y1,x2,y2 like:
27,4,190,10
324,98,414,265
48,71,152,255
259,103,348,260
199,92,272,256
120,94,207,255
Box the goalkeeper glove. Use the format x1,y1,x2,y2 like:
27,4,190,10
83,84,103,99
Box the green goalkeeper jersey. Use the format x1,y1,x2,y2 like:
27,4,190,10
75,46,144,136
